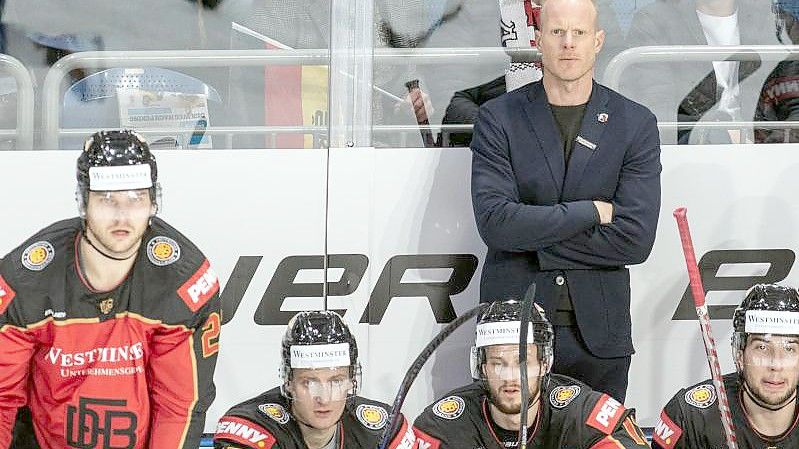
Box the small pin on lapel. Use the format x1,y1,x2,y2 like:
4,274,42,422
597,113,608,123
575,135,597,150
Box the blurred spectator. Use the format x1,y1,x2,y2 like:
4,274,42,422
754,0,799,143
623,0,780,144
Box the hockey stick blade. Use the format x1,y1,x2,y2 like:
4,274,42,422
673,207,739,449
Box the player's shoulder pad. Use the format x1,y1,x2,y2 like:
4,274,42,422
652,407,684,449
1,218,80,279
678,379,718,410
217,388,291,445
214,414,277,449
349,396,391,431
0,218,80,315
146,217,219,314
546,374,587,409
421,382,482,422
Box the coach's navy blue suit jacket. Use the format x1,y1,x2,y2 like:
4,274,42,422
471,80,661,358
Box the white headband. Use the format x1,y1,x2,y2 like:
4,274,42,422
290,343,351,369
476,321,535,348
745,310,799,335
88,165,152,191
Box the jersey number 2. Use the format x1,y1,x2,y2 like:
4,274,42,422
201,312,221,358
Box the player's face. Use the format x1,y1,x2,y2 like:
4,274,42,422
482,344,544,415
288,367,352,430
85,189,154,257
740,334,799,407
536,0,604,85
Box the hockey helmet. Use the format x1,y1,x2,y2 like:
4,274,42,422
76,130,160,215
280,311,361,401
471,299,554,383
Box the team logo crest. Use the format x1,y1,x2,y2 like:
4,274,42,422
356,404,388,430
432,396,465,420
549,385,581,408
21,241,55,271
684,384,716,409
146,236,180,266
258,403,290,424
98,297,114,314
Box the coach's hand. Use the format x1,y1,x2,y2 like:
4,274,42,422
593,200,614,224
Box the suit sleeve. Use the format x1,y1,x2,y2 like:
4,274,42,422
147,291,220,449
537,110,661,269
471,106,600,253
0,274,35,449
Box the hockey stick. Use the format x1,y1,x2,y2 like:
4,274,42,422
673,207,738,449
405,79,438,148
377,302,489,449
517,282,536,449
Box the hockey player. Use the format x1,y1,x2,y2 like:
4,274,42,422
0,130,221,449
213,310,413,449
412,300,649,449
652,284,799,449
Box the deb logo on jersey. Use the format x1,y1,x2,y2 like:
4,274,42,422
178,259,219,312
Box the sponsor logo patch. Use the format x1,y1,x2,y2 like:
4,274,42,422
684,384,716,409
146,236,180,266
586,394,624,434
356,403,388,430
432,396,465,420
258,403,290,424
21,241,55,271
652,410,683,449
413,428,442,449
549,385,581,408
0,275,16,315
215,416,275,449
177,259,219,312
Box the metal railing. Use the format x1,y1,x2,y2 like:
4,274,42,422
31,45,799,148
603,45,799,90
41,48,525,149
0,54,35,150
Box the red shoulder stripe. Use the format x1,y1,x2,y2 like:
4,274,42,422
214,415,276,449
177,259,219,312
586,394,625,434
652,410,683,449
0,275,16,315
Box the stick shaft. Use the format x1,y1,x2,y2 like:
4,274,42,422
673,207,738,449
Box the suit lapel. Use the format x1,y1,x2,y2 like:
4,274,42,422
562,82,609,198
523,83,565,196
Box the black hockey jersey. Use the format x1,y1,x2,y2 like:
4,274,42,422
214,387,413,449
412,374,649,449
652,373,799,449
